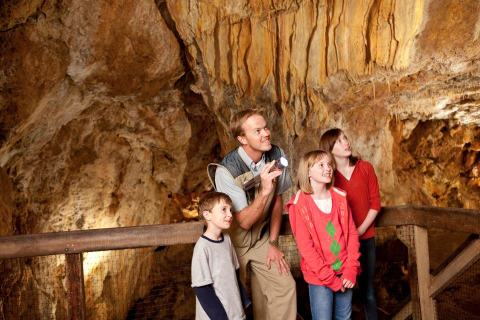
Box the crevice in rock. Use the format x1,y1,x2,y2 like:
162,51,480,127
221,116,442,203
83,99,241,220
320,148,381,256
214,14,221,83
304,0,320,111
155,0,189,77
156,1,221,189
273,15,283,116
364,0,379,66
243,19,253,95
227,22,234,85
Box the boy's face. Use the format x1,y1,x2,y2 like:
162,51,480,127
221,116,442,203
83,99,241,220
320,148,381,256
203,200,233,232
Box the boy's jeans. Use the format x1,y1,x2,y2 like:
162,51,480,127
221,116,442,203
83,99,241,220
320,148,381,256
308,284,352,320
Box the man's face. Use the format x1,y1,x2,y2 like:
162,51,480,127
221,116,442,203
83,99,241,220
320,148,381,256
237,114,272,153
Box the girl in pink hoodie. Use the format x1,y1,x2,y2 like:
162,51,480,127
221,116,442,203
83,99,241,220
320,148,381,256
286,150,360,320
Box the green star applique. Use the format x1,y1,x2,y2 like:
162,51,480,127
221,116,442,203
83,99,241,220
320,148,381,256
331,258,343,271
326,221,335,237
330,240,341,256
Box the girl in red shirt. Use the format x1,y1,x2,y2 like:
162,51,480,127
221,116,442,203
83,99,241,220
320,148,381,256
286,150,360,320
320,129,381,320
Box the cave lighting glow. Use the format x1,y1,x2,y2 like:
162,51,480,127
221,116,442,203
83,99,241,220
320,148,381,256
182,195,200,219
83,251,111,277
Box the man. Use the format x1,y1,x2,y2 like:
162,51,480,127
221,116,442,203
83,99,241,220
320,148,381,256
208,109,297,320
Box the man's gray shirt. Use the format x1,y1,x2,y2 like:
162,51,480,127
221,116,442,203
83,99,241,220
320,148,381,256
215,146,292,212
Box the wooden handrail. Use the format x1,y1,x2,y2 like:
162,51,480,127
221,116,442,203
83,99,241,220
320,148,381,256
0,205,478,259
376,205,480,234
0,222,205,259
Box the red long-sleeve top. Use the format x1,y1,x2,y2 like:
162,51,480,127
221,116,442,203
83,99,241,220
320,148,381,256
286,188,360,291
334,160,381,240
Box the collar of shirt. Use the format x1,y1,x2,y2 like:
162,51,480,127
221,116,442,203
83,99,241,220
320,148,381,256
238,146,265,175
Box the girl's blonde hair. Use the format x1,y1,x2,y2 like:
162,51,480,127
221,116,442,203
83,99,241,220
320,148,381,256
297,150,334,193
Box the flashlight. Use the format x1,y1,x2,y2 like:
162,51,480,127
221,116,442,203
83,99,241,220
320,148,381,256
243,157,288,191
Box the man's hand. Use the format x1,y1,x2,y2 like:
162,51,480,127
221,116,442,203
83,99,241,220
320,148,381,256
259,161,282,196
266,243,290,275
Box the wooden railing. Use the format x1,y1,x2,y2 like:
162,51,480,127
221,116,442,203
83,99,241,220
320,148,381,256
0,205,479,320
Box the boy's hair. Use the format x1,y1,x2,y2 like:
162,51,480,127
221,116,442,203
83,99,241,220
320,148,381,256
297,150,334,193
198,192,233,220
319,128,358,166
230,108,264,139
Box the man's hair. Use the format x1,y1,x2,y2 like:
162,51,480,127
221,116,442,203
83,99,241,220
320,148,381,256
319,128,358,166
197,192,233,220
297,150,334,193
230,109,265,138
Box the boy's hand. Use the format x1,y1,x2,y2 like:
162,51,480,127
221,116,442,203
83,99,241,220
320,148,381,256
266,244,290,275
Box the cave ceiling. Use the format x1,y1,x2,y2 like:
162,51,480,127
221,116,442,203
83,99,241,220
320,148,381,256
0,0,478,230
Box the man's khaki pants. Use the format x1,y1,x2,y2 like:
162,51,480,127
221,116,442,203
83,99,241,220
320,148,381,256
237,236,297,320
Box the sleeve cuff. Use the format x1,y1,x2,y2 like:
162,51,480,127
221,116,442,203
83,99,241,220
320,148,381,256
191,279,213,288
328,277,343,292
342,269,358,285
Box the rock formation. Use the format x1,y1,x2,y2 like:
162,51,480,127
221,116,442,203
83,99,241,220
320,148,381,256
0,0,479,319
165,0,479,207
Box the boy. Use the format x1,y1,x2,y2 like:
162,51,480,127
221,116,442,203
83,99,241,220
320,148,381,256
191,192,250,320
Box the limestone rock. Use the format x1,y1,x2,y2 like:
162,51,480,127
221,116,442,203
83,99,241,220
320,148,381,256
0,0,190,319
166,0,480,206
1,0,480,318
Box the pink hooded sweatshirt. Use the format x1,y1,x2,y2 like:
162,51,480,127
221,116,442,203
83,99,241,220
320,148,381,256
286,187,361,291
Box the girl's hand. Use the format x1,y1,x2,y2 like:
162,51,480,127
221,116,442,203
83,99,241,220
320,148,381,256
342,278,354,289
357,226,366,236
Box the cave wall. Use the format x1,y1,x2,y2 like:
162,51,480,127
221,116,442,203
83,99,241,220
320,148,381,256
0,166,14,236
166,0,480,207
0,0,216,318
0,0,479,319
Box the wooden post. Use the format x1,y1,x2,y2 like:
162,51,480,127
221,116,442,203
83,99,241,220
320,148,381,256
413,226,435,320
66,253,86,320
397,225,436,319
397,225,420,319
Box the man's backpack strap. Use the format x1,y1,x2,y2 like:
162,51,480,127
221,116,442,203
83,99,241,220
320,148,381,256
207,163,221,190
207,163,241,190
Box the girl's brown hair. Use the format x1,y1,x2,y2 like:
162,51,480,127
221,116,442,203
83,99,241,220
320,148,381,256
297,150,334,193
319,128,358,166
